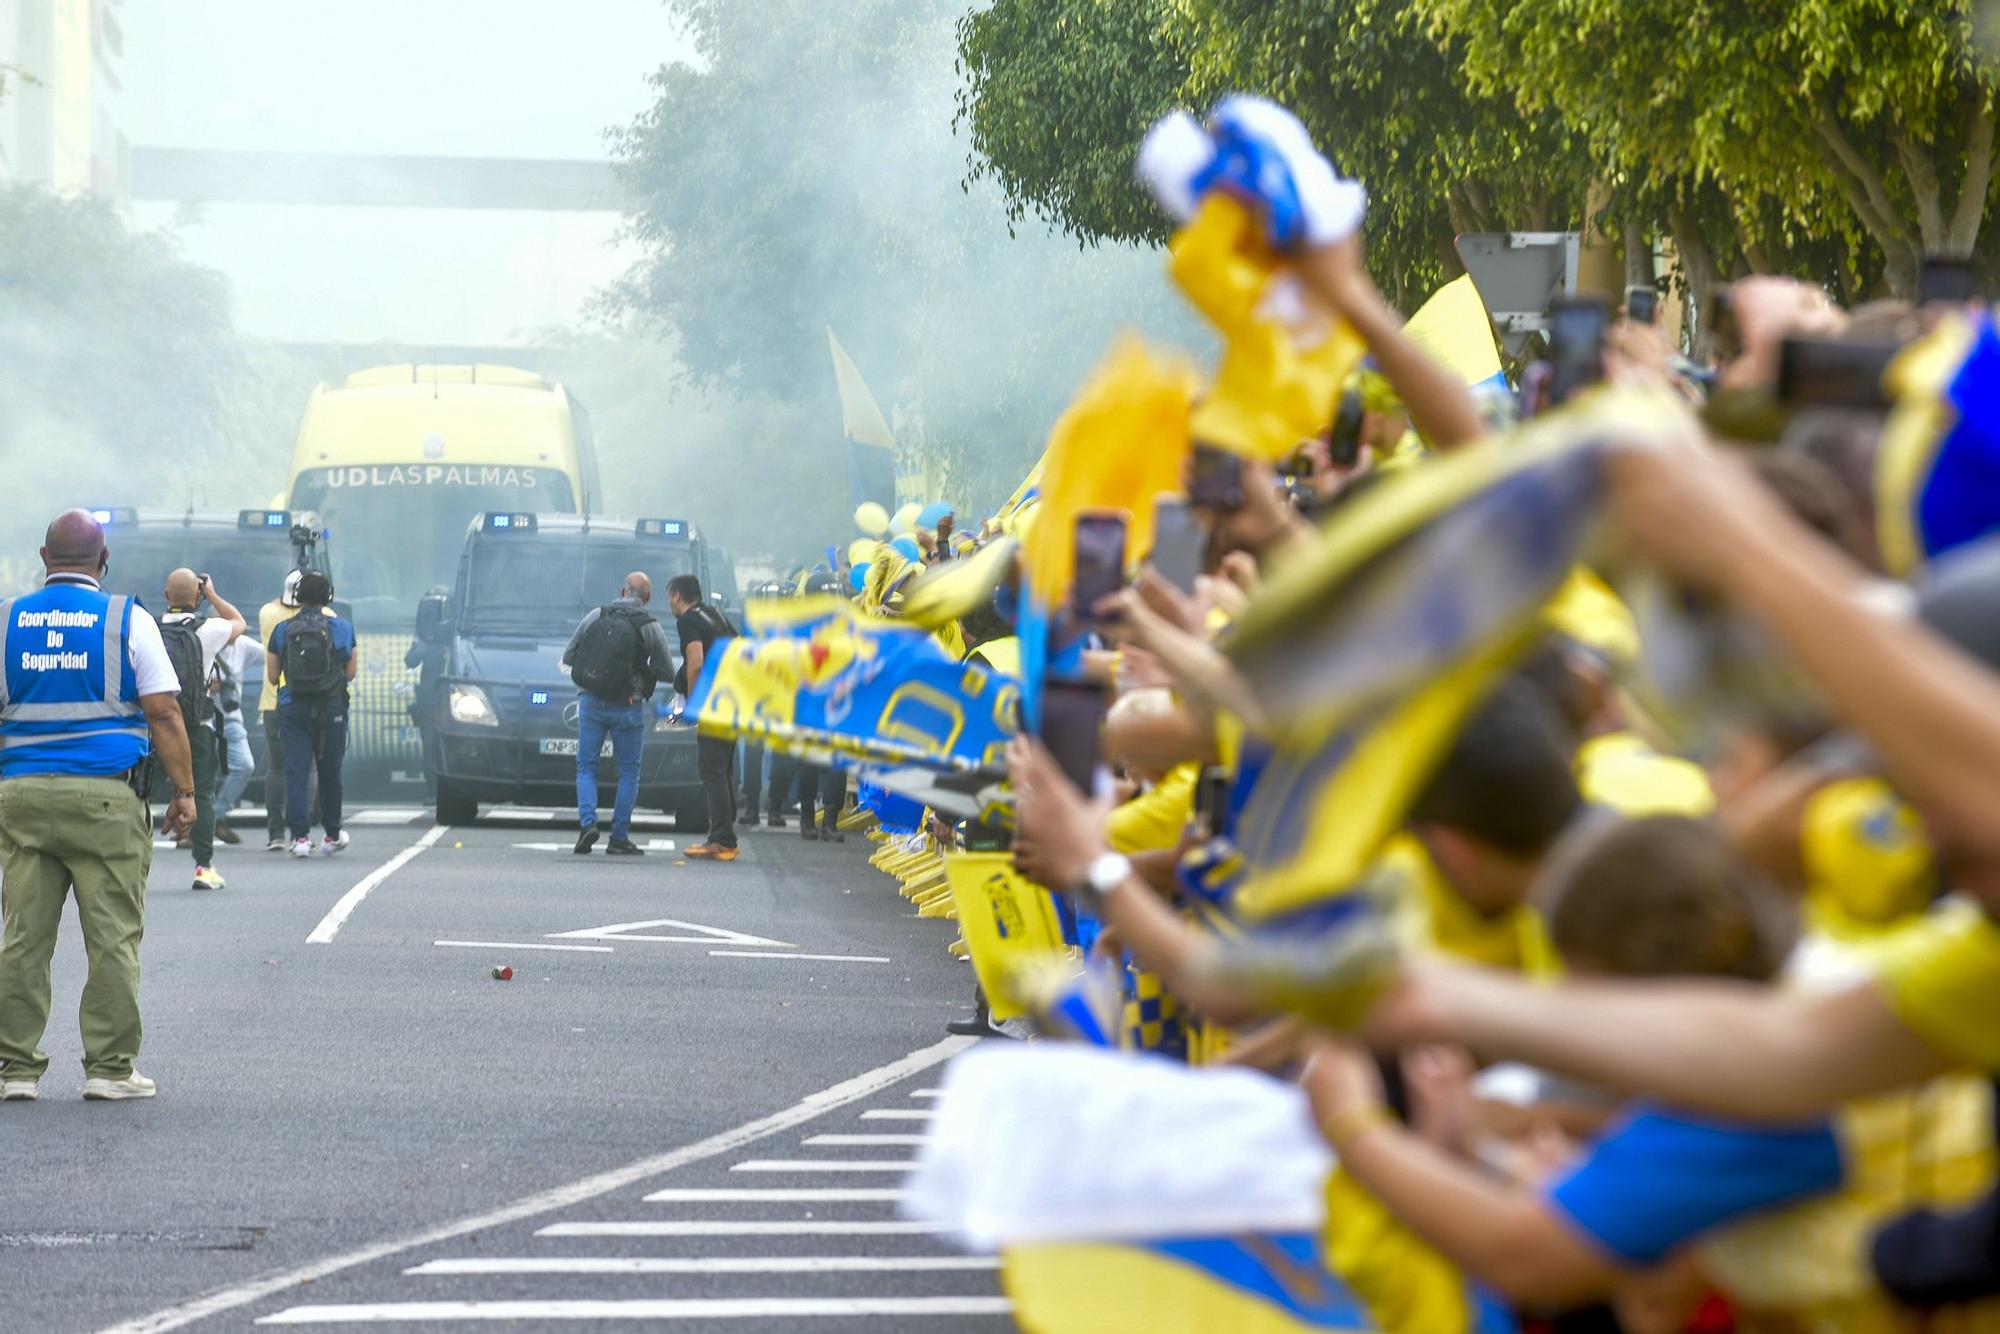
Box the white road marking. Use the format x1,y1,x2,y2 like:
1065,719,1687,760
707,951,891,963
536,1220,945,1238
860,1109,935,1121
100,1037,970,1334
728,1159,919,1173
305,827,447,944
432,941,614,954
510,838,678,853
801,1134,927,1147
910,1089,942,1098
549,917,794,948
403,1256,996,1276
639,1187,908,1203
345,809,425,825
258,1297,1012,1324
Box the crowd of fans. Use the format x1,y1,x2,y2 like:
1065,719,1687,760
738,97,2000,1333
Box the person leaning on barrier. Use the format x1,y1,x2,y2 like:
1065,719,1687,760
667,573,740,862
0,509,197,1103
563,571,675,857
158,567,247,892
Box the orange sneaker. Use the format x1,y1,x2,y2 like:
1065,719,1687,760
685,843,719,859
713,845,739,862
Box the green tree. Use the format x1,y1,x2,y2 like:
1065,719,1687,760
956,0,1596,305
0,186,296,560
605,0,1200,543
1416,0,2000,296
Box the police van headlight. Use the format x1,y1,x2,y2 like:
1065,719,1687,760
448,683,499,727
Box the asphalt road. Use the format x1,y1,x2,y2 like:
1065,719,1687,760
4,805,1004,1332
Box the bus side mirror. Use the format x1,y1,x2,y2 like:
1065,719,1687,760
416,594,450,644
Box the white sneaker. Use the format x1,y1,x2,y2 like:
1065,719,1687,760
319,831,350,855
1,1077,38,1101
290,839,313,859
192,866,226,891
82,1070,156,1100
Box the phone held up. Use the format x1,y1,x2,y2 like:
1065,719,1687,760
1038,677,1111,798
1071,509,1129,622
1149,496,1205,596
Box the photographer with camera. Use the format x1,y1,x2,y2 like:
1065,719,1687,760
158,568,247,891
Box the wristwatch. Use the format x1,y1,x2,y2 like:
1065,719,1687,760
1069,851,1132,911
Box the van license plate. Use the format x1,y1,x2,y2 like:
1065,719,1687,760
539,739,612,757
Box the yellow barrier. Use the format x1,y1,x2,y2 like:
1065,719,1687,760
943,851,1069,1022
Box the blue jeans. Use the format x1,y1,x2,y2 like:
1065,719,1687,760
576,695,645,842
216,710,254,815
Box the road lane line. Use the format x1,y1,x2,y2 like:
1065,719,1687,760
910,1089,941,1098
860,1110,935,1121
706,951,891,963
639,1187,907,1203
403,1256,996,1276
728,1159,918,1173
305,826,447,944
535,1220,944,1237
257,1297,1012,1324
100,1036,971,1334
431,941,614,954
801,1134,927,1147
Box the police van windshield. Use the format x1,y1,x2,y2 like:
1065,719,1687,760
101,531,297,615
461,539,697,635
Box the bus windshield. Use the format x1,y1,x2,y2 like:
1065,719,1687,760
102,530,299,614
462,539,698,636
291,466,574,630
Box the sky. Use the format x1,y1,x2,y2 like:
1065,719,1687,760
116,0,696,345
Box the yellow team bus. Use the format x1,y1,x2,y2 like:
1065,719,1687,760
285,364,598,788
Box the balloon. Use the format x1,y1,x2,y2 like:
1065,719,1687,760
849,563,871,592
918,500,955,529
889,536,922,564
847,538,879,567
890,502,922,535
853,502,890,538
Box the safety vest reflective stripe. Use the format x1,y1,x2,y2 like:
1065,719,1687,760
99,595,128,699
0,727,146,748
4,699,144,721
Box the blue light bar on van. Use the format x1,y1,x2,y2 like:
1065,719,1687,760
239,509,291,529
89,507,137,525
637,518,688,540
483,512,537,533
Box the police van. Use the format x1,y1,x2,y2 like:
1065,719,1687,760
415,511,713,827
95,507,331,793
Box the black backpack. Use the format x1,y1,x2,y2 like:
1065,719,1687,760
159,615,211,730
283,608,343,698
571,605,653,699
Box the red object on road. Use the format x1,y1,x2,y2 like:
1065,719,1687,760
491,965,513,981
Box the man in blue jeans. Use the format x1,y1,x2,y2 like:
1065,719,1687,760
562,572,675,856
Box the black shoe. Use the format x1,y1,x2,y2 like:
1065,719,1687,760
768,814,787,829
737,809,758,827
574,825,600,855
945,1015,1008,1039
820,820,845,843
800,822,819,841
605,838,645,856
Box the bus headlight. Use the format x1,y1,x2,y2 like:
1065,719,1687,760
448,683,499,726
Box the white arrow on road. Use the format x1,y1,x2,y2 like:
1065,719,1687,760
547,917,794,949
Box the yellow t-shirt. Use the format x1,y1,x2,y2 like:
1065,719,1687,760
1576,732,1716,818
1801,778,1938,939
256,599,299,714
1375,832,1559,977
1871,899,2000,1072
1699,930,2000,1332
1105,764,1199,855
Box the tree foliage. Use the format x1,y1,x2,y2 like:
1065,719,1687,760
958,0,2000,302
605,0,1200,542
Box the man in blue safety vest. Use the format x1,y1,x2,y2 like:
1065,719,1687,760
0,509,197,1103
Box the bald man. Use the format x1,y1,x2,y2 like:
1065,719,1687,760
0,510,197,1102
561,571,675,855
158,568,247,890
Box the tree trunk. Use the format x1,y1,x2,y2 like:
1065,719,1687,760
1811,99,1921,295
1946,91,1997,255
1624,220,1654,288
1667,202,1724,333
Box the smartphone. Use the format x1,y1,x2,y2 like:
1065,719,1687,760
1625,284,1658,325
1194,764,1232,840
1149,496,1205,596
1071,510,1129,619
1774,336,1898,409
1327,388,1365,467
1188,442,1247,510
1545,297,1610,406
1039,677,1109,795
1919,255,1980,306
